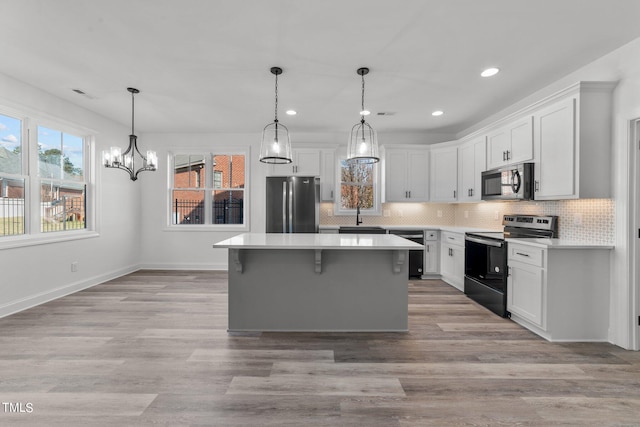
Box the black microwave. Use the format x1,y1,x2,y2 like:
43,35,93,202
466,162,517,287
481,163,534,201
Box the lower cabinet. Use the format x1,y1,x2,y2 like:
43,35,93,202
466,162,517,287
507,242,611,341
507,259,545,328
422,229,439,276
440,231,465,291
423,242,439,275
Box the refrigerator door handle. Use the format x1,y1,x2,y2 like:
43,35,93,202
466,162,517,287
282,181,287,232
288,179,294,233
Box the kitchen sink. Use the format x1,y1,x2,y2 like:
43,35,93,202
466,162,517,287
338,226,387,234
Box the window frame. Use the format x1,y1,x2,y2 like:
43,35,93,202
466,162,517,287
167,147,250,231
334,154,381,216
0,105,96,249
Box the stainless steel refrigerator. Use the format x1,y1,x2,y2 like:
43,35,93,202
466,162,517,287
266,176,320,233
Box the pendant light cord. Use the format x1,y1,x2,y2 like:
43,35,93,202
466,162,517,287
131,90,135,135
274,72,279,123
361,72,366,123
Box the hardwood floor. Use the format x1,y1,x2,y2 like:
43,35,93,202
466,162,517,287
1,270,639,426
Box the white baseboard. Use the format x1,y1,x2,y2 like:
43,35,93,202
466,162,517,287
0,264,139,319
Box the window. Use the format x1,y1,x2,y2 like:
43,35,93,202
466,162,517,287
0,113,24,237
0,109,92,242
337,157,380,215
38,126,86,232
170,150,248,228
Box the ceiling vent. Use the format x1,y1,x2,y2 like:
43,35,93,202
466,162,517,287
72,88,96,99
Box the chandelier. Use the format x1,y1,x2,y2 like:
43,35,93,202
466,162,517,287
102,87,157,180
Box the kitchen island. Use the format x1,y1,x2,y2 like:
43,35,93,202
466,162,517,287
214,233,423,332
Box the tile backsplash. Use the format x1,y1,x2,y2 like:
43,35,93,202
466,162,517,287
320,199,615,244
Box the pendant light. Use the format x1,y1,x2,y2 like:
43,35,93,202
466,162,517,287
102,87,157,181
346,67,379,164
259,67,292,164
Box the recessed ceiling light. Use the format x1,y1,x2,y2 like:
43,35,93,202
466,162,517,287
432,110,444,117
481,67,500,77
286,110,297,115
360,110,371,116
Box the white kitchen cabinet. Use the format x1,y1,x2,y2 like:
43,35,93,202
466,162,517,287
423,229,439,276
430,146,458,202
440,231,464,291
533,82,614,200
507,258,545,328
486,116,533,169
506,241,611,342
383,147,429,202
458,137,486,202
269,148,321,177
320,148,336,201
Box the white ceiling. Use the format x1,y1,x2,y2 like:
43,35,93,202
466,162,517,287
2,0,640,138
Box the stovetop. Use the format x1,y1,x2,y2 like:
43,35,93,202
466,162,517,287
466,215,559,241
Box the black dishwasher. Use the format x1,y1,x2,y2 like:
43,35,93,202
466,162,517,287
389,229,424,278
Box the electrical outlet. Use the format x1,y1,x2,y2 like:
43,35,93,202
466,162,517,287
494,211,500,220
437,210,443,218
327,208,333,217
71,262,79,272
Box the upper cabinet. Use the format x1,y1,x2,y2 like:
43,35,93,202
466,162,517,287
320,148,336,201
267,146,336,201
430,146,458,202
268,148,321,177
486,116,533,169
383,146,429,202
458,137,486,202
533,82,614,200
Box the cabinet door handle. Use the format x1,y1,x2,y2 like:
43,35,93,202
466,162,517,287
426,246,430,253
450,248,453,256
330,190,334,198
408,191,411,198
535,180,540,192
516,252,530,257
453,190,456,198
470,188,474,197
506,150,511,160
503,151,506,161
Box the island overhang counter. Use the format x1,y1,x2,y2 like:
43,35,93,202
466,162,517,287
214,233,423,332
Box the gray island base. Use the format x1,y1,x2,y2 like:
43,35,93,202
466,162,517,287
214,233,424,332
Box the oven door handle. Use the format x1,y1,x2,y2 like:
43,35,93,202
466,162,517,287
465,236,504,248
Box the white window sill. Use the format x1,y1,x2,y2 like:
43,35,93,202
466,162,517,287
0,230,100,251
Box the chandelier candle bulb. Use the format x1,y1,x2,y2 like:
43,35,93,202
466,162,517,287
110,146,122,165
146,151,158,169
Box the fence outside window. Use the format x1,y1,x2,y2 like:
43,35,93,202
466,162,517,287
173,198,243,225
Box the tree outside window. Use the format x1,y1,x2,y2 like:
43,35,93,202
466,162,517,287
340,159,375,211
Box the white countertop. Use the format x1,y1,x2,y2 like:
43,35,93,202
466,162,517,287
506,237,614,249
320,225,497,234
214,233,424,250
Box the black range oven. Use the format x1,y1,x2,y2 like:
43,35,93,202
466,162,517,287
464,215,558,317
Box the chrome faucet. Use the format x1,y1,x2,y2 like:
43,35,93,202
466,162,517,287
356,205,363,226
